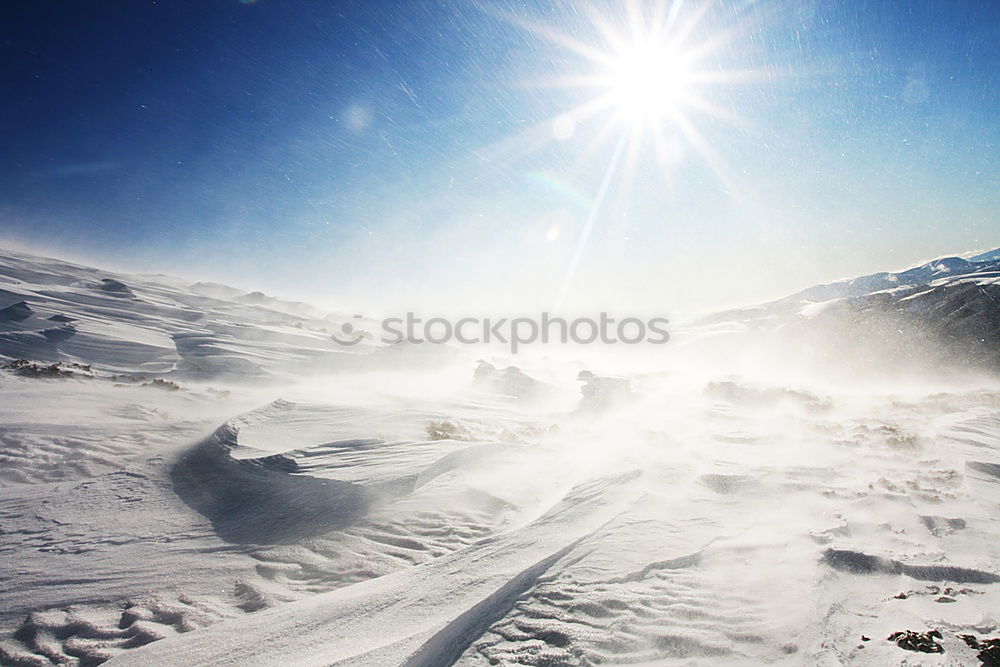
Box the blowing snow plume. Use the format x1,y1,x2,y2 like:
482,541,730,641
0,246,999,666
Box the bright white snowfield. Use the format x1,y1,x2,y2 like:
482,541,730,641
1,246,999,666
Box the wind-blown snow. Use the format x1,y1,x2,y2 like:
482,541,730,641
1,246,999,666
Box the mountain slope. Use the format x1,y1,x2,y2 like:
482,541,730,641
695,250,1000,374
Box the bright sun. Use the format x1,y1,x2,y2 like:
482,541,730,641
604,42,693,123
492,1,762,309
504,0,757,169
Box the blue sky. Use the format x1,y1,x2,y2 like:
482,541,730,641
1,0,997,314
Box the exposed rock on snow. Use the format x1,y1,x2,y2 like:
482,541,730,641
0,300,33,321
98,277,135,297
887,629,943,654
473,361,551,400
577,370,630,410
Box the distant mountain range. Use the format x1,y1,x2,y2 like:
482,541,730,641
788,250,1000,304
699,247,1000,372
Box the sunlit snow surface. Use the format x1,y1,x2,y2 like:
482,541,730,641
1,247,999,666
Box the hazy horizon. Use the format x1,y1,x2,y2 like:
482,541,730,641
2,0,997,316
1,235,998,322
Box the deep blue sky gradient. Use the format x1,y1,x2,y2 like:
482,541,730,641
1,0,997,311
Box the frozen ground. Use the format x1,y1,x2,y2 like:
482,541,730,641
1,246,999,666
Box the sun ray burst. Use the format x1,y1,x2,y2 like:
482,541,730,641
481,0,764,307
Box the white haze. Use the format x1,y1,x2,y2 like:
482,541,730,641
0,246,998,665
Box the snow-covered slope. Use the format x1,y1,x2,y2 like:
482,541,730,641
695,250,1000,375
1,246,999,666
0,247,385,378
786,253,1000,303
